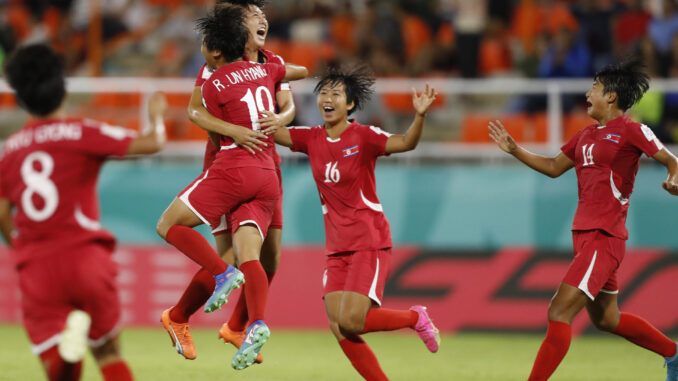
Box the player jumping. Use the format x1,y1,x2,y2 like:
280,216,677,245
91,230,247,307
488,58,678,380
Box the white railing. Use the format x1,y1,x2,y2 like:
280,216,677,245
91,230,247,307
2,77,678,161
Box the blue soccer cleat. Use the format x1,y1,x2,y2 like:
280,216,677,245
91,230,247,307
204,265,245,313
231,320,270,370
666,343,678,381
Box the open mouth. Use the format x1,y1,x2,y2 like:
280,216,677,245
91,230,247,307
257,28,266,37
323,106,335,113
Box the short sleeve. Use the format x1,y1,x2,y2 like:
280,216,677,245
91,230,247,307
194,64,212,87
363,125,392,158
265,62,286,85
288,126,313,154
560,128,586,161
628,124,664,157
79,121,136,157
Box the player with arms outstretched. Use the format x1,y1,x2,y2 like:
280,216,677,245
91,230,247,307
274,65,441,381
161,0,294,363
489,59,678,380
155,5,307,370
0,44,167,381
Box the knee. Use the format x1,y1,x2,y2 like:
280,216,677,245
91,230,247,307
328,321,343,340
337,312,365,335
156,216,170,240
91,338,122,367
590,315,619,332
547,302,573,324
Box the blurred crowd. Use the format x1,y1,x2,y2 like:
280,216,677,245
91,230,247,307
2,0,678,142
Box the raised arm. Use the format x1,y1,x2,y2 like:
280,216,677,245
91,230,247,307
489,120,574,178
385,84,437,154
652,148,678,195
187,86,269,154
0,198,13,247
283,63,308,82
126,92,168,155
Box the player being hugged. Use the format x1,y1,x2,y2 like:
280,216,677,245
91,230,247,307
488,58,678,381
274,64,441,381
160,0,295,365
0,44,167,381
155,4,307,371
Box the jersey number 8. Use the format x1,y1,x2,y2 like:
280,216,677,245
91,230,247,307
21,151,59,222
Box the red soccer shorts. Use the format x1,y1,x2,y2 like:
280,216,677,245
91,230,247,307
179,166,279,240
212,167,284,236
17,243,121,355
563,229,625,300
322,248,392,305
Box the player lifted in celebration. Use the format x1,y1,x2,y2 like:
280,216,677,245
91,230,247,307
489,59,678,381
161,0,293,363
273,65,441,381
155,4,307,370
0,44,167,381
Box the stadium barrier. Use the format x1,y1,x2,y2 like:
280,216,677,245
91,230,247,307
2,246,678,335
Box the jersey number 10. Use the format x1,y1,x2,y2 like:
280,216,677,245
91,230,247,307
240,86,275,131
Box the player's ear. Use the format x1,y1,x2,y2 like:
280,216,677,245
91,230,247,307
347,100,355,112
606,91,618,106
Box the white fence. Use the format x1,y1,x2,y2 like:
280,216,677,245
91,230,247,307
2,77,678,161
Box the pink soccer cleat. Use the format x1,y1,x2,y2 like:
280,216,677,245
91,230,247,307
410,305,440,353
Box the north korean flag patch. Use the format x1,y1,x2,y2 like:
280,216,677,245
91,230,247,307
343,145,359,157
603,133,621,144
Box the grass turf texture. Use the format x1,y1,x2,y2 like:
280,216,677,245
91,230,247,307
0,324,666,380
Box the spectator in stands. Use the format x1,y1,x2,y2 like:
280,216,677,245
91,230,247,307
649,0,678,76
612,0,651,59
452,0,487,78
571,0,624,72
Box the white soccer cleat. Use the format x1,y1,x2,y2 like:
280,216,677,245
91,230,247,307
58,310,91,363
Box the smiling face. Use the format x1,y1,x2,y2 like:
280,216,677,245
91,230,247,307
316,82,355,125
244,5,268,50
585,79,614,120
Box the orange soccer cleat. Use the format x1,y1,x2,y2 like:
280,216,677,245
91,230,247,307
218,323,263,364
160,308,197,360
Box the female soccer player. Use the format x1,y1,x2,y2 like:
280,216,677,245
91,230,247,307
0,44,167,381
155,5,307,370
489,59,678,380
161,0,293,363
273,65,441,381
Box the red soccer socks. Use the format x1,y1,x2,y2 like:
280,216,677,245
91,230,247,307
165,225,227,276
362,308,418,333
613,312,677,358
101,361,133,381
239,260,268,322
527,321,572,381
170,268,214,324
227,271,276,332
40,347,82,381
339,337,388,381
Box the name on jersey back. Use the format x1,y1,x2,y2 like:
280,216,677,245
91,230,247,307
212,65,269,90
3,123,82,154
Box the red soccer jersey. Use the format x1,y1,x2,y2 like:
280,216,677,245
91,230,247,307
561,115,663,239
197,49,286,171
0,118,135,266
289,120,393,254
201,60,286,170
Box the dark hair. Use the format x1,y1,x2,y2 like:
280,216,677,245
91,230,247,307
314,64,375,115
217,0,266,8
3,44,66,116
196,5,248,62
593,58,650,111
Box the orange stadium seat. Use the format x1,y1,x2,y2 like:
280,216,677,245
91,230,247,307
529,112,549,143
0,93,17,108
461,113,530,143
563,111,595,141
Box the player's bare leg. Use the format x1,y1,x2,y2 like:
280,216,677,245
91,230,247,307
230,225,269,370
157,198,244,313
528,283,588,381
325,291,388,381
91,335,134,381
587,292,678,380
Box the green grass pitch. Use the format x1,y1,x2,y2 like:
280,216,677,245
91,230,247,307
0,324,667,380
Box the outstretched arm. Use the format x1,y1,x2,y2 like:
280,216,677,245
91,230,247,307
488,120,574,178
0,198,13,247
258,88,296,135
385,84,437,154
126,92,167,155
187,86,269,154
283,63,308,82
273,126,294,148
652,148,678,195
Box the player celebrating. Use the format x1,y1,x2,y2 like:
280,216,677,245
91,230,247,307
488,59,678,380
273,65,441,381
160,0,293,363
0,44,167,381
155,5,307,370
